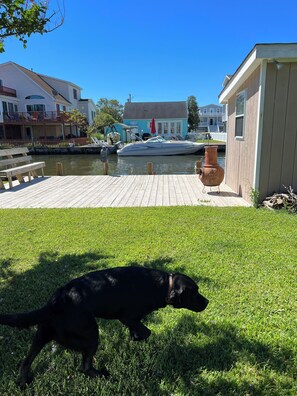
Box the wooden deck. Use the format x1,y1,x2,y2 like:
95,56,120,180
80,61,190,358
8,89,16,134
0,175,250,208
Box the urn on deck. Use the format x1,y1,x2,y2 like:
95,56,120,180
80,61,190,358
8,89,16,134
198,145,224,191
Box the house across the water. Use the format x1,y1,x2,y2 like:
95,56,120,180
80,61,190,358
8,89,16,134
0,61,96,143
112,101,188,142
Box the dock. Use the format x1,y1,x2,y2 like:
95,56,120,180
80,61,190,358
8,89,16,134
0,175,249,208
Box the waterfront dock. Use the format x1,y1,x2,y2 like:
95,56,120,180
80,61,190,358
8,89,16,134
0,175,249,208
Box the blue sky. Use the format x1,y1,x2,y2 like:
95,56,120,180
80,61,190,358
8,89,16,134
1,0,297,106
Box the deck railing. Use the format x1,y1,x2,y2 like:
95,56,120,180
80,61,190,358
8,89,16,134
0,86,17,97
3,111,63,123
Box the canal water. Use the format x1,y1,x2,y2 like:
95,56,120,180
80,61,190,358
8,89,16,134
32,153,225,176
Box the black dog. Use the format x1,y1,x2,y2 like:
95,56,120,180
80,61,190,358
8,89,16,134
0,266,208,387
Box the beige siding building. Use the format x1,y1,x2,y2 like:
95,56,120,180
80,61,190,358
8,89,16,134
219,43,297,203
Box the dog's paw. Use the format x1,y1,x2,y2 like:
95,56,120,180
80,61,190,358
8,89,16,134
131,327,151,341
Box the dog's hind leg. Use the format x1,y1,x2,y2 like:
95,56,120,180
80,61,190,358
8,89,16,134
120,319,151,341
17,324,53,388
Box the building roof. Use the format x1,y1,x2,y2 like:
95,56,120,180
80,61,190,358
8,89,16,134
200,104,222,108
14,63,71,105
219,43,297,103
124,101,188,119
38,73,82,91
12,63,70,105
0,61,72,105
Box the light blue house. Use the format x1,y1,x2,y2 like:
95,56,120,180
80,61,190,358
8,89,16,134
110,101,188,142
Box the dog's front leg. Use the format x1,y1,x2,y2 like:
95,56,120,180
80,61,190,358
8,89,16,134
79,316,109,378
120,319,151,341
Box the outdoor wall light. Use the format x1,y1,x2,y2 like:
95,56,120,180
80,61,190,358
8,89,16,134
273,60,284,70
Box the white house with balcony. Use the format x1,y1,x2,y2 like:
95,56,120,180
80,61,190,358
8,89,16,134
198,104,225,132
0,61,96,142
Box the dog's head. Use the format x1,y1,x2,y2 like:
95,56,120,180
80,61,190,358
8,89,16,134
168,274,209,313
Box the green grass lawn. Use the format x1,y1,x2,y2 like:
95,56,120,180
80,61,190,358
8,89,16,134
0,207,296,395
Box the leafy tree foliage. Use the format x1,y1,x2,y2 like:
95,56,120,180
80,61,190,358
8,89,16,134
0,0,64,53
187,95,200,131
87,112,116,136
61,109,88,134
96,98,124,123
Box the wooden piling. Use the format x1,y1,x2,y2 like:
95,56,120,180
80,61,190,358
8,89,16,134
103,161,109,175
147,162,153,175
195,160,202,174
56,162,63,176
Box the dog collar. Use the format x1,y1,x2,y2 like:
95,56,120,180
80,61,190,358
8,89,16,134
167,273,173,305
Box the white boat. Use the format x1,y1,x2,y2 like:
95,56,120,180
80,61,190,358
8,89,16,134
117,136,204,157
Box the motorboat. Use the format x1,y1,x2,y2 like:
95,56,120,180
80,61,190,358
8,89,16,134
117,136,204,157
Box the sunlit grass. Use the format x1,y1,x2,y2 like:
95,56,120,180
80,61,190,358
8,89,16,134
0,207,296,395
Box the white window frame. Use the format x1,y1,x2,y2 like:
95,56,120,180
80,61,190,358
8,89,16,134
235,90,246,139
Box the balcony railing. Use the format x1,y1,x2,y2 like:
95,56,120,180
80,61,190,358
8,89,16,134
2,111,64,123
0,86,17,97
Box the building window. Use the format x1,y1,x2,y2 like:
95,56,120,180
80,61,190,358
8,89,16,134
157,122,162,134
176,122,181,134
26,104,45,116
73,89,77,99
163,122,168,134
170,122,175,134
2,101,7,113
25,95,45,99
235,90,246,138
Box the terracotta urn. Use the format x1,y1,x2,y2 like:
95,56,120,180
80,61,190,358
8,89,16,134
199,145,224,187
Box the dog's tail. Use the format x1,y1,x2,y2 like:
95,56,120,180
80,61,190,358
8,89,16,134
0,306,50,329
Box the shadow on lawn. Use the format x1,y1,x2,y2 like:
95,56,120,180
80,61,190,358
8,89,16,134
0,251,111,311
141,314,294,396
129,257,214,286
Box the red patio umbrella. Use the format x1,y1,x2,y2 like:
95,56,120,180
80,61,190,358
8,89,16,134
150,118,156,134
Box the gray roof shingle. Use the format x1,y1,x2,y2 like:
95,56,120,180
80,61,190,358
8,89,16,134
124,101,188,119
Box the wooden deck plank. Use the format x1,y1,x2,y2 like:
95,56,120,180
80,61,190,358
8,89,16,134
112,175,138,207
108,175,137,207
129,175,151,207
139,176,154,207
87,176,122,207
0,175,250,208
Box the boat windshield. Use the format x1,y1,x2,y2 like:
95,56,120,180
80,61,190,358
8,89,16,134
146,136,165,143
